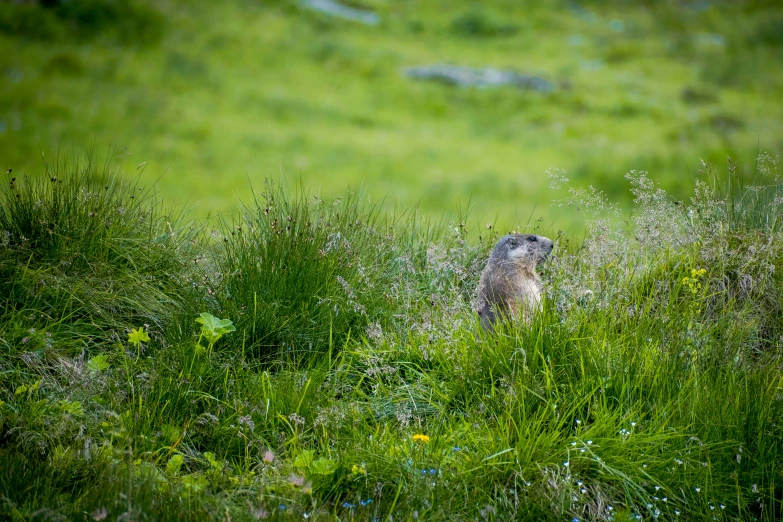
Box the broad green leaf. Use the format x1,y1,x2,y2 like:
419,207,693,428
293,449,314,469
181,473,208,493
87,354,110,373
58,400,84,416
204,452,223,471
128,327,150,346
214,320,235,335
166,454,184,476
309,457,338,476
196,312,236,337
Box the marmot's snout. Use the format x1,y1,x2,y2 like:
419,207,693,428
493,233,553,265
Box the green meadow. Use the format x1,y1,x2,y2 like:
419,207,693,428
1,1,783,521
2,0,782,227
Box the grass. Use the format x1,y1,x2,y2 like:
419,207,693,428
0,153,200,354
1,0,782,229
0,152,781,520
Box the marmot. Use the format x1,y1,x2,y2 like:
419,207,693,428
477,233,554,328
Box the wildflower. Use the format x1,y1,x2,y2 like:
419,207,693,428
412,434,430,443
365,323,383,341
479,505,497,519
289,474,305,487
360,499,372,506
342,502,356,509
451,446,462,452
250,508,268,520
263,450,275,464
238,416,255,431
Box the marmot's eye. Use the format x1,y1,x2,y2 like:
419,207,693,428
527,236,537,242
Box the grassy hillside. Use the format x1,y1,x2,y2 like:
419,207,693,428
1,0,783,228
0,154,781,520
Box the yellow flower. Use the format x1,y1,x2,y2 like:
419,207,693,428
412,434,430,443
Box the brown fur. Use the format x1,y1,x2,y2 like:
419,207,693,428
477,233,553,328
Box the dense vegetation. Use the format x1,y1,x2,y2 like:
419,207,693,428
1,1,782,518
1,153,781,520
1,0,782,226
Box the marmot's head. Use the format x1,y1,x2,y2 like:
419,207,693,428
490,233,554,268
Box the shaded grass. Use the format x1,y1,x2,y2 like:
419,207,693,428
0,0,164,43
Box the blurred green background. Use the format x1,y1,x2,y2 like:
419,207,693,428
1,0,781,230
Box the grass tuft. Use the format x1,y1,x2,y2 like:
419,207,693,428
0,153,199,356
